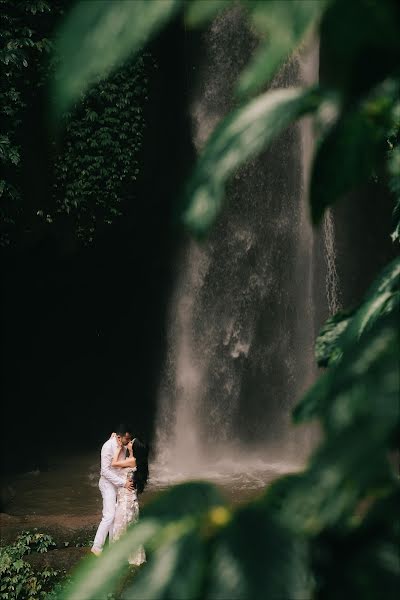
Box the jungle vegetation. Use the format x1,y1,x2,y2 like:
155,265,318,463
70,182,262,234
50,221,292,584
1,1,399,599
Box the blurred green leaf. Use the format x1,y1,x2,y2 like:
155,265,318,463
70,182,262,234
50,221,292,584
60,521,160,600
389,153,400,242
53,0,180,117
181,87,327,235
320,0,400,98
312,489,400,600
185,0,231,27
142,481,225,521
278,420,396,535
61,483,225,600
122,529,205,600
392,198,400,243
237,0,327,97
310,84,398,223
207,503,312,599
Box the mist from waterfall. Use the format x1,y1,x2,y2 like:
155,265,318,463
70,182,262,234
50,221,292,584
152,7,340,491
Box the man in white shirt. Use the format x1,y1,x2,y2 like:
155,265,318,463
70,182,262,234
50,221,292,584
91,424,134,556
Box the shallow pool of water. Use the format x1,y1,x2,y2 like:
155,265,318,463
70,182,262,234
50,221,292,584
2,452,299,516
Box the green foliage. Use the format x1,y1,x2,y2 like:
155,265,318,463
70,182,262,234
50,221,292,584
15,530,56,554
0,530,60,600
55,0,400,235
387,108,400,242
311,488,399,600
0,0,55,246
319,0,400,98
319,257,400,366
314,309,354,368
59,483,313,600
184,0,231,27
0,0,150,247
294,257,400,422
310,80,400,223
16,0,400,598
236,0,327,98
52,55,149,242
53,0,180,118
187,0,327,98
180,87,328,235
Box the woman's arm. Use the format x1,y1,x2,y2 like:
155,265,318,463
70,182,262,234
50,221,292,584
112,457,136,468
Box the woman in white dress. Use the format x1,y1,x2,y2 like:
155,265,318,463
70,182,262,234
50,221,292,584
111,434,148,565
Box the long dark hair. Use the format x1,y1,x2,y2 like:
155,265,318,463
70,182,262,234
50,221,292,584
132,438,149,494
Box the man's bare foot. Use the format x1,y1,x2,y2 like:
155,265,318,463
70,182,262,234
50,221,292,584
91,548,102,557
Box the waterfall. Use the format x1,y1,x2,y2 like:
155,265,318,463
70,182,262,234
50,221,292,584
152,7,338,488
323,209,341,314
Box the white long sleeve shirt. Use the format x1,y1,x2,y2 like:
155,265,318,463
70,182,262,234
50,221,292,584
100,437,126,487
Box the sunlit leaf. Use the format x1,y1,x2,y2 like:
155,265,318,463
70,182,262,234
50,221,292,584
237,0,327,97
53,0,181,117
181,87,327,235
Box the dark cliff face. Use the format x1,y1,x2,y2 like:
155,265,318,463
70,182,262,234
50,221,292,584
0,18,197,474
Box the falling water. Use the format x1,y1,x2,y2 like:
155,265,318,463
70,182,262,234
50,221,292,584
152,7,338,493
323,209,341,314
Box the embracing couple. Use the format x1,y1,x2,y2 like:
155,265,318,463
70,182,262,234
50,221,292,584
91,424,148,565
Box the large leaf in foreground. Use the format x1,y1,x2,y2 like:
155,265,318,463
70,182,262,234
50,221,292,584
312,489,400,600
181,87,326,235
294,312,399,427
310,82,399,223
53,0,181,117
237,0,327,97
60,483,224,600
185,0,231,26
280,317,399,535
319,0,400,97
206,503,312,599
141,480,225,521
122,529,205,600
272,421,396,535
59,520,160,600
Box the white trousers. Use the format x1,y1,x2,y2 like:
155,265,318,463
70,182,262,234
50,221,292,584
92,477,118,552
